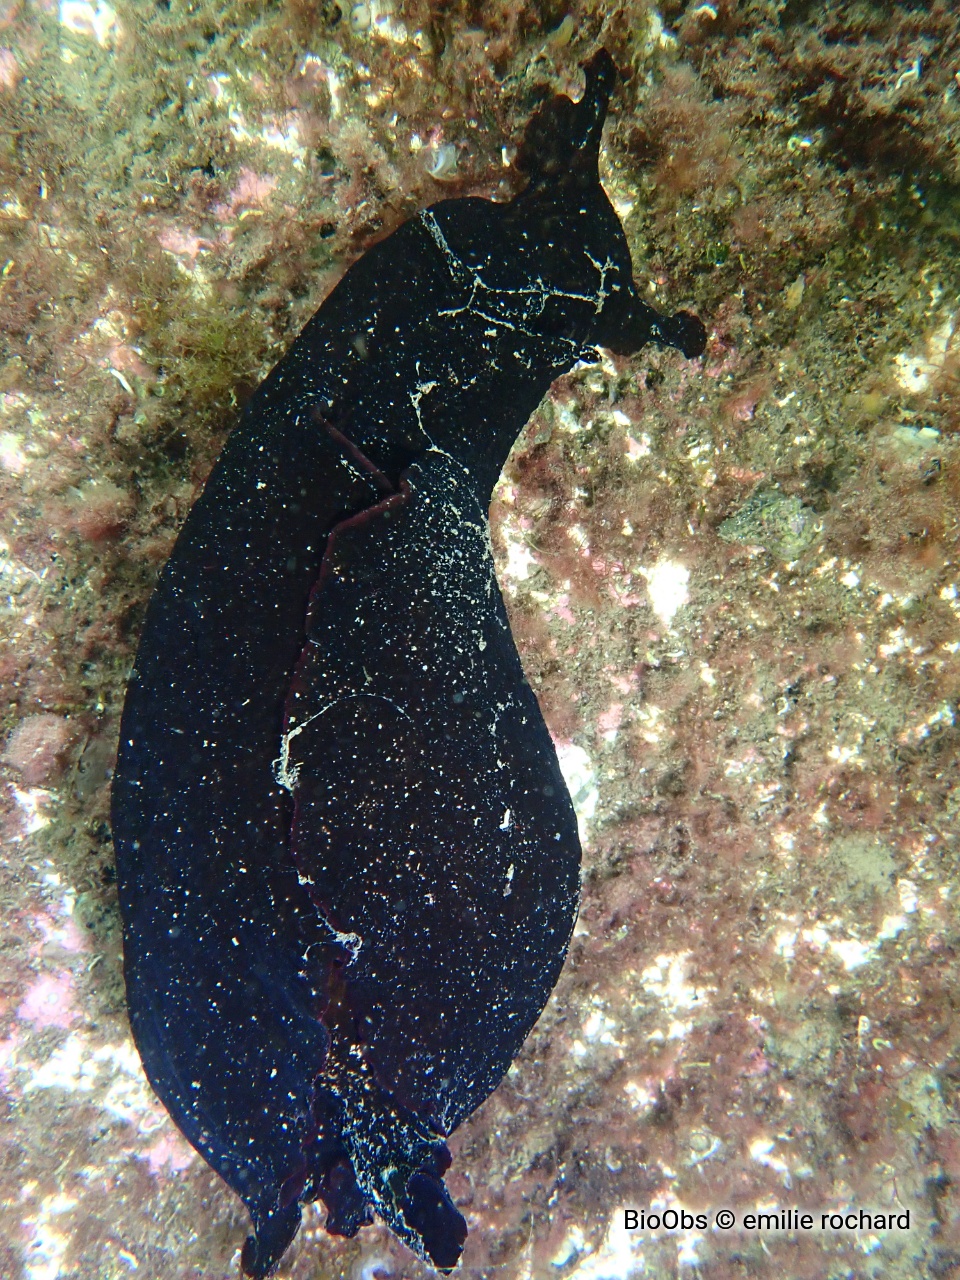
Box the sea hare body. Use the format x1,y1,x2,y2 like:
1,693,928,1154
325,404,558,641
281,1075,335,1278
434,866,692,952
112,51,705,1276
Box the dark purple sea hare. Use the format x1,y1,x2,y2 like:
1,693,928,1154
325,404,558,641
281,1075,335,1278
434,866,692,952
111,50,705,1275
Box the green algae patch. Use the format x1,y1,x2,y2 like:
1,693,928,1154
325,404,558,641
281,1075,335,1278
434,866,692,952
718,487,820,560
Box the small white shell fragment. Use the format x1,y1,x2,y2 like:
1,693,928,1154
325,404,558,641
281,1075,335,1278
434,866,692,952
425,142,458,181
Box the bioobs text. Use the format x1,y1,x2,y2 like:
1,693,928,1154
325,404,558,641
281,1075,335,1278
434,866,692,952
624,1207,912,1233
624,1209,707,1232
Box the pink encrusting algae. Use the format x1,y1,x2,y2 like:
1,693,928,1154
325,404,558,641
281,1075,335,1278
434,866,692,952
0,0,959,1276
17,971,79,1031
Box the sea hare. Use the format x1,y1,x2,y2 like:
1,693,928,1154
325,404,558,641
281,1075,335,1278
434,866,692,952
111,49,705,1275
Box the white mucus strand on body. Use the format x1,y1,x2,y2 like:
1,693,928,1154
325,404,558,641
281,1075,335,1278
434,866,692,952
325,921,363,963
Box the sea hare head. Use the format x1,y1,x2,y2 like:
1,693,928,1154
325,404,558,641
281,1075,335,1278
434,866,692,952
516,49,615,186
512,50,706,362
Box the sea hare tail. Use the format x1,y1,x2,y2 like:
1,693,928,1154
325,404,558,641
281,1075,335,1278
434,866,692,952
240,1203,301,1280
401,1170,468,1272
